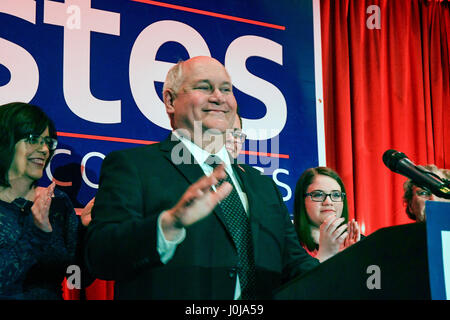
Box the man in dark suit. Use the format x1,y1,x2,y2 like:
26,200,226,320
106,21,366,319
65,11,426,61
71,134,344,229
85,56,320,299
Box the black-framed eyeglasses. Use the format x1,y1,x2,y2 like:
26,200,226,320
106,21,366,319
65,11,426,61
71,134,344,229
305,190,345,202
231,129,246,143
25,134,58,151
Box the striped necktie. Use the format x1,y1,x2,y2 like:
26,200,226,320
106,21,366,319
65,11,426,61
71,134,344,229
206,155,256,300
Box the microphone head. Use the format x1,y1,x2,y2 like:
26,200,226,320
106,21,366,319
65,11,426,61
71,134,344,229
382,149,407,172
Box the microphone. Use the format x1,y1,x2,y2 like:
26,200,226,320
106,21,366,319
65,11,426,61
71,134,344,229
382,149,450,199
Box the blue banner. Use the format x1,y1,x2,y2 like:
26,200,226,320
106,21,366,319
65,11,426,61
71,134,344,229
0,0,323,213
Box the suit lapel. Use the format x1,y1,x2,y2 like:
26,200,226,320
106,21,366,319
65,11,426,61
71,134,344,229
161,134,265,262
160,133,205,185
160,134,237,246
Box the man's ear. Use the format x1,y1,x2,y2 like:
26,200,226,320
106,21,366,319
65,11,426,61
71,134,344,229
404,200,414,220
163,89,176,114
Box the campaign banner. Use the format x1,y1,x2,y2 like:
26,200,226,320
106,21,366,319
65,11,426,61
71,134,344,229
0,0,324,213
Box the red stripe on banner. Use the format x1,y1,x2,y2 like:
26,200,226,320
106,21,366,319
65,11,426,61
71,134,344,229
57,132,158,145
242,150,290,159
57,132,290,159
130,0,286,30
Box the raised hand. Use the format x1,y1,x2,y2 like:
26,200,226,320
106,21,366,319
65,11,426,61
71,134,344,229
160,164,232,241
31,181,55,232
343,219,361,249
81,197,95,227
316,214,348,262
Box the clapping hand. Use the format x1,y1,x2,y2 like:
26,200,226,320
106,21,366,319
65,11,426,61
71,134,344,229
81,197,95,227
31,181,55,232
160,164,232,241
317,214,348,262
343,219,361,249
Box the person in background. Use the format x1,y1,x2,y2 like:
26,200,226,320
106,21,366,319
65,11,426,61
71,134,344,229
293,166,361,261
0,102,90,299
225,112,245,160
403,164,450,222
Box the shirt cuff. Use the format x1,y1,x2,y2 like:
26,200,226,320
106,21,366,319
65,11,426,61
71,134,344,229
156,211,186,264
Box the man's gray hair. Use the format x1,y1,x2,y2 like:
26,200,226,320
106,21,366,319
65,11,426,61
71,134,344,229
163,60,184,96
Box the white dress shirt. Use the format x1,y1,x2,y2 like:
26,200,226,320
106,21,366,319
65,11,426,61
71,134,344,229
156,131,248,299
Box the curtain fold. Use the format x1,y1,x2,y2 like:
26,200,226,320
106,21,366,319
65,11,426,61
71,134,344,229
63,279,115,300
320,0,450,235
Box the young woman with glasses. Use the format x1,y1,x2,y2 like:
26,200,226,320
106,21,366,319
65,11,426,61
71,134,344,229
293,167,361,262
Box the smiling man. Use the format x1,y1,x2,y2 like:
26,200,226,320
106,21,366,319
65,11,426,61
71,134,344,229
164,56,236,145
85,56,319,300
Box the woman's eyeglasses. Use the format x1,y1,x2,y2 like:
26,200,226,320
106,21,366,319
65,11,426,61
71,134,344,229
25,134,58,150
305,190,345,202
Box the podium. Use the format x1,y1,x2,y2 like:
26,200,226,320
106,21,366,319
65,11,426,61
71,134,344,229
274,222,431,299
425,201,450,300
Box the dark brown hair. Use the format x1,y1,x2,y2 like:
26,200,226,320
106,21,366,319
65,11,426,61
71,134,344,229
0,102,57,187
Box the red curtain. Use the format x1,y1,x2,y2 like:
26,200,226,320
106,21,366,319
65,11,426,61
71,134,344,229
320,0,450,235
62,206,115,299
62,279,115,300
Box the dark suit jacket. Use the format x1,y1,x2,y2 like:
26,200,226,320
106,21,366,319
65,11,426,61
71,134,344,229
84,135,319,299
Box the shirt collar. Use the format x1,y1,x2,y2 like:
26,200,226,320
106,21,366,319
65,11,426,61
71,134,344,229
172,131,231,168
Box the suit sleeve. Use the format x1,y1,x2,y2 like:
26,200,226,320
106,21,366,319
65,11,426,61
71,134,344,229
270,180,320,283
84,150,163,280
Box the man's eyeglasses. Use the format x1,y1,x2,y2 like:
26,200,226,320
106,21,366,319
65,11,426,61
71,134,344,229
231,129,246,143
25,134,58,151
415,188,432,199
305,190,345,202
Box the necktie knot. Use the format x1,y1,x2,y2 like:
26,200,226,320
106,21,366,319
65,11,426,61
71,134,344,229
205,155,223,169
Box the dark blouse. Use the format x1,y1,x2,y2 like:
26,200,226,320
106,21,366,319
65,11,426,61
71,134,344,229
0,188,80,299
